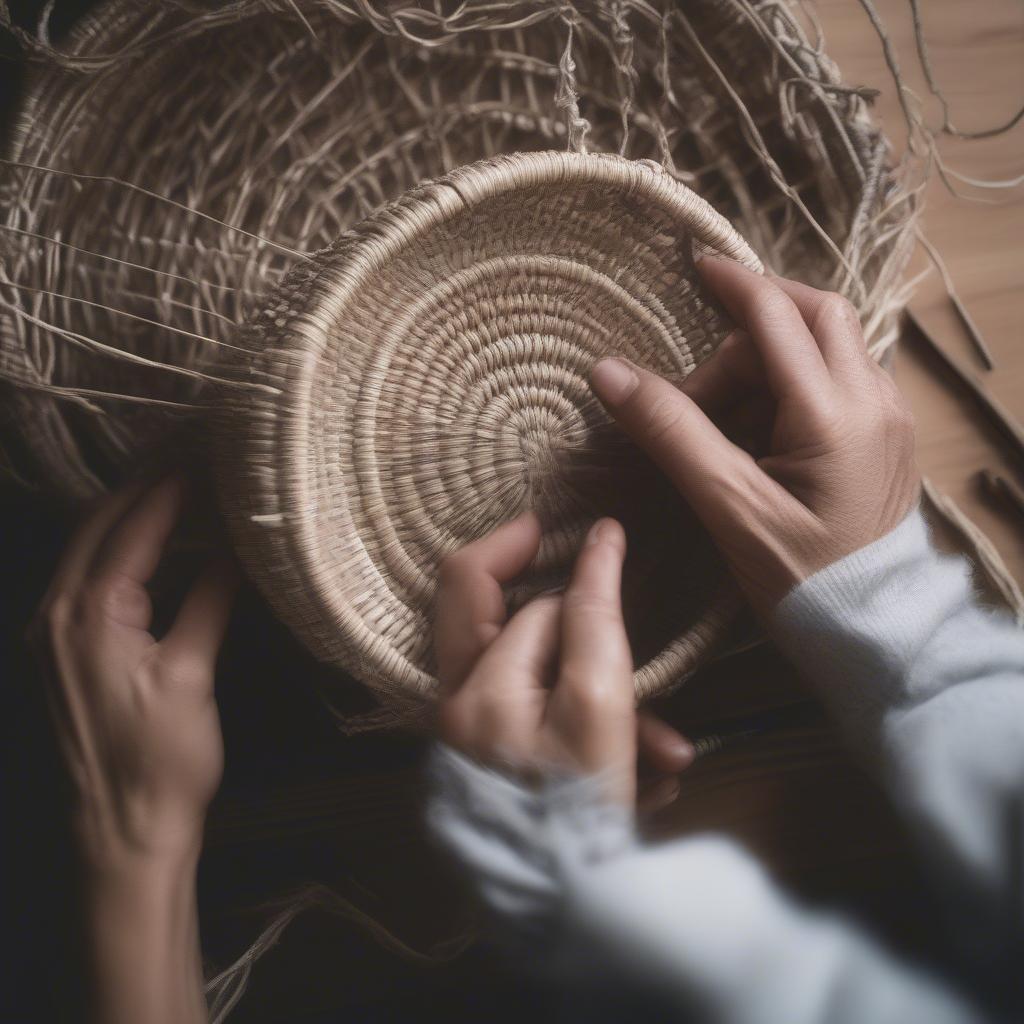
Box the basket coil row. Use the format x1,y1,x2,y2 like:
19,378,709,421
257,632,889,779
0,0,916,716
216,150,761,706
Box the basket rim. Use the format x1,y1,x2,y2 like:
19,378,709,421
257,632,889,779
259,149,760,699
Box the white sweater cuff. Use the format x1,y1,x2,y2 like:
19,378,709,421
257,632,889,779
769,508,973,745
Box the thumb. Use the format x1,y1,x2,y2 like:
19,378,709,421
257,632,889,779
590,357,768,526
160,558,240,677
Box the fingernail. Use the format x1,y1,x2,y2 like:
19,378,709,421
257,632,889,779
586,520,605,546
591,358,639,406
672,737,696,769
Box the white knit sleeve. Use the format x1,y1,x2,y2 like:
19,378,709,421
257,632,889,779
423,508,1022,1023
771,507,1024,996
426,744,981,1024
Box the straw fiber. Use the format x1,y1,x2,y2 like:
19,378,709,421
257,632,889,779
217,150,760,708
0,0,917,715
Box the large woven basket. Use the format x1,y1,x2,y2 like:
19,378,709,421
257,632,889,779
217,149,761,707
0,0,917,717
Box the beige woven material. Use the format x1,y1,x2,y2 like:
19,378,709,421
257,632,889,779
217,150,760,706
0,0,919,715
0,0,915,496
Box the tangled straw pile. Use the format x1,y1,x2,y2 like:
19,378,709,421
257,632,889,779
0,0,919,716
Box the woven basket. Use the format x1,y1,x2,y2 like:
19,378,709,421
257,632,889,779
216,149,761,707
0,0,917,715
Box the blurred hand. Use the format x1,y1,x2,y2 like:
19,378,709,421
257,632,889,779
591,257,920,615
434,514,692,807
31,477,238,868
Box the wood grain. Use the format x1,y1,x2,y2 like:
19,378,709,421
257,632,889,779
821,0,1024,580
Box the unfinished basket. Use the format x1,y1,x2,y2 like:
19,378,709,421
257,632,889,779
0,0,915,497
0,0,918,716
216,150,761,707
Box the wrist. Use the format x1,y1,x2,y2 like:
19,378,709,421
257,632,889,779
79,837,202,939
78,835,207,1024
767,508,948,744
772,506,930,635
80,837,200,890
73,801,206,876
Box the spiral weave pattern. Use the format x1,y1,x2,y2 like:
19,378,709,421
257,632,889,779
1,0,915,501
218,151,761,705
0,0,919,718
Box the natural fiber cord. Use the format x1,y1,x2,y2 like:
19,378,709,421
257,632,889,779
216,150,760,707
0,0,920,714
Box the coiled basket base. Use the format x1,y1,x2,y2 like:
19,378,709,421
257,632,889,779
217,151,763,713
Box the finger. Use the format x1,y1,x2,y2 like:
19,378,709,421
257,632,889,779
771,277,870,381
549,519,635,787
44,480,148,601
697,257,833,407
559,518,631,686
438,596,562,759
637,712,695,774
591,357,781,526
434,511,542,691
90,475,186,586
161,558,241,670
681,328,765,416
462,593,562,696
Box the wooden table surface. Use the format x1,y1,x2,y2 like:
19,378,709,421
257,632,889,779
826,0,1024,581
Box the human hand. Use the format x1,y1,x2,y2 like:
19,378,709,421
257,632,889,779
30,477,238,869
590,257,920,615
434,514,693,807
